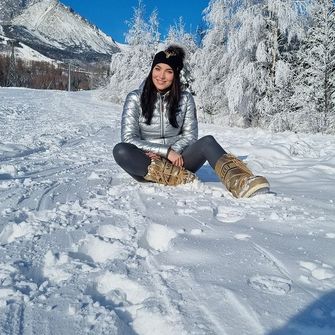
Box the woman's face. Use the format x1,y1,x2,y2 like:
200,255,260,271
152,63,174,92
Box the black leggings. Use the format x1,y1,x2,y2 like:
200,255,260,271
113,135,227,181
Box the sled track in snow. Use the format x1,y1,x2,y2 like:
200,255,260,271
1,302,25,335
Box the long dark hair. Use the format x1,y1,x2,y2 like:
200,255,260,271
140,46,185,128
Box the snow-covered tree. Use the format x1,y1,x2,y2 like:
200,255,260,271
191,0,305,127
165,17,197,53
105,1,160,103
191,0,230,123
165,17,198,92
290,0,335,133
258,0,308,130
222,0,306,127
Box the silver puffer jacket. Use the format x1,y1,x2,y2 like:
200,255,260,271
121,86,198,158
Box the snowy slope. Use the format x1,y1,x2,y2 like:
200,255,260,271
0,87,335,335
0,34,57,63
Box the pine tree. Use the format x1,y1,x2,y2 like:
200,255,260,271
290,0,335,133
223,0,305,127
191,0,230,123
258,0,307,130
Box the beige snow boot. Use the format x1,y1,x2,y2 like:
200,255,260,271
144,158,196,186
215,154,270,198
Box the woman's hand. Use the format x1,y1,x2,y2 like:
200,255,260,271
145,152,161,160
167,149,184,167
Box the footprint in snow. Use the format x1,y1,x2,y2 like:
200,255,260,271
75,234,129,263
247,275,292,295
96,272,151,305
71,220,137,264
215,206,245,223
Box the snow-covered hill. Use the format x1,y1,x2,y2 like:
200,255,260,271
0,87,334,334
0,34,57,63
0,0,119,64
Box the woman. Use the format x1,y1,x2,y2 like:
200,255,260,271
113,45,270,198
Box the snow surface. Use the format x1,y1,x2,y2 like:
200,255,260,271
0,87,335,334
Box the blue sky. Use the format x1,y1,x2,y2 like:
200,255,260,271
61,0,209,43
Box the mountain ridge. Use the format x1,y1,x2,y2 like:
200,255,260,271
0,0,119,65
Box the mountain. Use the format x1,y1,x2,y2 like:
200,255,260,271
0,0,119,65
0,0,31,22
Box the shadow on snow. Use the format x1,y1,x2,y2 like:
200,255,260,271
268,290,335,335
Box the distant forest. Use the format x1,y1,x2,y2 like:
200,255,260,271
0,54,109,91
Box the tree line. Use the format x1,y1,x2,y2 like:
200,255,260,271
104,0,335,134
0,54,109,91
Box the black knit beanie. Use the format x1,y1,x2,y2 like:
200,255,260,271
151,45,185,73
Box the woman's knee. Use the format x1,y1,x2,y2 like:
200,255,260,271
199,135,217,146
113,142,132,163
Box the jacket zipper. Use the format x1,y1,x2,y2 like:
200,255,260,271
160,94,165,142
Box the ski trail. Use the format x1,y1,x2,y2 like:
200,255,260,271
0,147,46,162
252,242,291,278
222,288,264,335
195,302,230,335
186,214,217,232
36,181,59,211
251,241,322,302
181,277,264,335
145,255,187,334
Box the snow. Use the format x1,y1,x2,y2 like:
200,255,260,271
0,34,57,63
145,223,177,252
0,87,335,334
